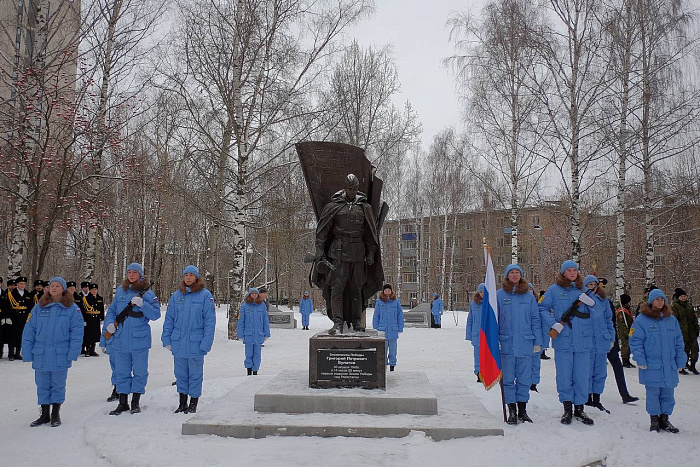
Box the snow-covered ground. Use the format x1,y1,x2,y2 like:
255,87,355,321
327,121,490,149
1,306,699,467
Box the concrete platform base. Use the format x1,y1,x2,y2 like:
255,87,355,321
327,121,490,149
182,371,503,440
255,370,437,415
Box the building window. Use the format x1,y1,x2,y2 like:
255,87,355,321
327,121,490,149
402,273,417,283
465,239,472,249
465,220,473,230
654,255,666,265
531,215,540,226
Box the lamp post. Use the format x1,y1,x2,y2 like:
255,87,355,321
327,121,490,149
534,225,545,290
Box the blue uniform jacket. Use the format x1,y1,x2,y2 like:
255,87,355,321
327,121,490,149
162,285,216,357
103,283,160,352
588,292,614,353
299,298,313,316
372,297,404,339
466,299,481,343
432,298,443,316
22,299,84,370
237,301,270,344
538,283,592,352
497,286,542,357
629,310,686,388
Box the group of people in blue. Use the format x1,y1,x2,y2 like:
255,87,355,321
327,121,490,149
467,259,688,432
17,257,689,435
20,262,220,426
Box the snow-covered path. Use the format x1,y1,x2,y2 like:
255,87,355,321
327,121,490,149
1,306,698,466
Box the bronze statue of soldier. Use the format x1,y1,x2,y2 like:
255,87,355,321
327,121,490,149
314,174,382,335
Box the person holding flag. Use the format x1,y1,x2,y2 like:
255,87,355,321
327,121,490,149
497,265,542,424
478,243,502,393
539,260,596,425
466,283,485,382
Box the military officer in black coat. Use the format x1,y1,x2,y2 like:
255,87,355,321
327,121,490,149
7,276,33,360
81,283,104,356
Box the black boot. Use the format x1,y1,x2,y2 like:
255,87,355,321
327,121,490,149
659,414,679,433
247,367,252,376
506,403,518,425
689,363,699,375
89,344,99,357
109,394,130,415
30,404,51,427
622,394,639,404
175,393,188,414
352,321,365,332
517,401,533,423
650,415,660,432
130,393,141,414
561,401,573,425
107,385,118,402
390,365,395,371
540,350,550,360
50,403,62,427
679,368,689,375
585,394,594,407
253,370,258,375
188,397,199,414
328,321,344,335
529,383,538,392
476,374,481,383
590,393,610,413
574,404,594,425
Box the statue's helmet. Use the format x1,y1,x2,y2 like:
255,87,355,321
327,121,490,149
345,174,360,188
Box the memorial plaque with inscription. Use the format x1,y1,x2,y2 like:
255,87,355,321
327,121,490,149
317,349,377,383
309,330,386,389
269,314,291,324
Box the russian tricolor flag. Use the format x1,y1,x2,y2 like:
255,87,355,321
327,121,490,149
479,244,502,390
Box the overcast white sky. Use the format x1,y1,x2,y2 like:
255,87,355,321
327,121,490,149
348,0,485,152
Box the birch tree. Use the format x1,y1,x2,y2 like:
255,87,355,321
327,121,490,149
164,0,372,338
447,0,549,265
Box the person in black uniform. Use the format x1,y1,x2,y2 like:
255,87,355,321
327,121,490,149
28,280,45,306
7,276,33,360
597,278,639,404
0,279,15,358
82,283,104,356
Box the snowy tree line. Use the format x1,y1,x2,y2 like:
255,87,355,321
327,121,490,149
0,0,699,337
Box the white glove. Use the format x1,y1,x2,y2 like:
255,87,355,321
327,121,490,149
130,296,143,307
5,318,12,325
166,345,171,351
534,345,542,353
639,365,648,370
84,321,87,326
551,322,564,333
578,293,595,306
106,323,116,334
100,346,107,354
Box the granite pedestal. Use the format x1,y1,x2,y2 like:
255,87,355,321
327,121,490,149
403,303,430,328
181,371,504,440
268,305,297,329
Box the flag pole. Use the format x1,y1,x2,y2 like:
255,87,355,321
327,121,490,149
483,237,507,422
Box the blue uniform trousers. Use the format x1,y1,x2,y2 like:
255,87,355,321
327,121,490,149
473,344,480,374
554,350,591,405
589,351,608,394
386,338,398,366
109,350,117,385
35,369,68,405
502,355,531,403
433,313,441,326
645,386,676,415
174,356,204,398
301,314,310,327
244,343,262,371
531,352,541,385
115,349,149,394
